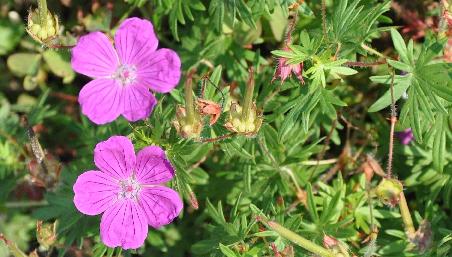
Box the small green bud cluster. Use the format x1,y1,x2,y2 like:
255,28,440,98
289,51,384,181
27,9,59,44
375,178,403,207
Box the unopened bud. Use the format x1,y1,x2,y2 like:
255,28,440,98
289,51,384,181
376,178,403,207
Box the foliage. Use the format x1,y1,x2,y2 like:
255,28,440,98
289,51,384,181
0,0,451,256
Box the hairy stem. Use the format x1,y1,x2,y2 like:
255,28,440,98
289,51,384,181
265,220,335,257
399,192,416,235
361,43,388,59
387,69,396,177
321,0,327,40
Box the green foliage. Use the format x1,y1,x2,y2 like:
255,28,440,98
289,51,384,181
1,0,452,257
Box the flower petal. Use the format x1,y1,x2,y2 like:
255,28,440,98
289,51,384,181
94,136,136,180
135,146,175,184
121,84,157,122
78,78,123,125
114,17,158,65
138,186,183,228
136,48,181,93
73,170,119,215
71,32,119,78
100,200,148,249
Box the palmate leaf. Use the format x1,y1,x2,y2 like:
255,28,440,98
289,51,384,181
331,0,390,47
168,0,206,40
370,29,452,142
208,0,256,33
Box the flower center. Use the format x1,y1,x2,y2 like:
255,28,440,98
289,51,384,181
114,64,137,85
118,177,141,200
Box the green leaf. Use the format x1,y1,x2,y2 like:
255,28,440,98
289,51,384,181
219,243,239,257
390,28,408,63
7,53,41,77
0,19,24,56
387,59,412,72
432,114,446,172
368,75,411,112
306,183,319,223
43,50,75,83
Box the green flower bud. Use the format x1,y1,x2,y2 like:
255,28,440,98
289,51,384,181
376,178,403,207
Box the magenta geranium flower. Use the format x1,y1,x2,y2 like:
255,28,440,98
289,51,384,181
73,136,183,249
71,17,181,124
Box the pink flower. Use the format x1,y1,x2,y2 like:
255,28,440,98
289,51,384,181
396,128,414,145
71,18,181,124
272,47,304,84
73,136,183,249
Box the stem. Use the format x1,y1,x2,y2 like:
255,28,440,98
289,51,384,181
5,200,48,208
387,69,396,177
266,220,335,257
38,0,48,27
321,0,327,40
399,192,416,235
301,159,337,165
241,67,255,121
184,72,195,124
361,43,388,59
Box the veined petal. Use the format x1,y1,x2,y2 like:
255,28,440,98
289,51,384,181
135,146,174,184
73,170,119,215
114,17,158,65
138,186,183,228
121,84,157,122
78,78,123,125
71,32,119,78
100,200,148,249
94,136,136,180
136,48,181,93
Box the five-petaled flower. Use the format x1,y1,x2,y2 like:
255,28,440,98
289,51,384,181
71,17,181,124
73,136,183,249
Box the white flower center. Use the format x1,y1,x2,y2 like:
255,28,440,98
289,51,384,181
118,176,141,200
114,64,137,85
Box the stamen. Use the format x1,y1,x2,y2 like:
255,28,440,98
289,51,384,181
114,64,137,86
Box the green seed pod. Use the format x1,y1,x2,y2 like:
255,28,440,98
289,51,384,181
26,8,60,44
376,178,403,207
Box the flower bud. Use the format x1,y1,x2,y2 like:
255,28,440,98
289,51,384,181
375,178,403,207
26,9,59,44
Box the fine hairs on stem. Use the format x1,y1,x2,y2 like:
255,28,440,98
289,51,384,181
387,68,396,177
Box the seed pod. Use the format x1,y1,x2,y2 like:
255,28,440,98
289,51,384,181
375,178,403,207
26,9,59,45
224,103,263,136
